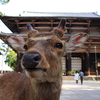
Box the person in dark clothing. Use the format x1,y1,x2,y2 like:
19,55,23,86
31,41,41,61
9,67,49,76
79,70,84,84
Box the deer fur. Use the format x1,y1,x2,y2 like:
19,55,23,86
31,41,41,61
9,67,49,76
0,18,88,100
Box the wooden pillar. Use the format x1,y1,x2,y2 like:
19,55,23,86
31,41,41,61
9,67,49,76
82,53,90,76
82,53,85,72
65,53,71,75
85,53,90,75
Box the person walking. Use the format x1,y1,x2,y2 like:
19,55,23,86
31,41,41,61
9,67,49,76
74,71,79,84
79,70,84,85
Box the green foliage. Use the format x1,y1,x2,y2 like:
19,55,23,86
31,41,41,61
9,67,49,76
72,70,80,74
0,41,11,55
0,12,4,17
5,51,17,71
0,0,10,4
62,69,66,73
0,40,17,71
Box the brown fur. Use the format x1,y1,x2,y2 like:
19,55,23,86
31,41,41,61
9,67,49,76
0,72,33,100
0,72,61,100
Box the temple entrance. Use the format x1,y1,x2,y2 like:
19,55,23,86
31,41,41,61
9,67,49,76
62,57,82,75
71,57,82,75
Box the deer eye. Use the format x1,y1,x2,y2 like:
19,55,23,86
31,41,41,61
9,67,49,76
24,45,28,50
54,43,63,49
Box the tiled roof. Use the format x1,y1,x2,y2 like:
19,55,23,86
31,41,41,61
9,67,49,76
19,11,100,18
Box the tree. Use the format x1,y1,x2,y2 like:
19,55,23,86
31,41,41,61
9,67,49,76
0,40,10,55
5,51,17,71
0,0,10,5
0,12,4,17
0,0,10,16
0,40,17,71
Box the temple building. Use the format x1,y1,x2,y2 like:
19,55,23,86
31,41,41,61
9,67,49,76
0,12,100,75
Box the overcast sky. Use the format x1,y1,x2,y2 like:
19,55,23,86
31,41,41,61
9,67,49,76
0,0,100,33
0,0,100,16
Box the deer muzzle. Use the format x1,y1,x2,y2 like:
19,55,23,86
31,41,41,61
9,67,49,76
22,52,41,69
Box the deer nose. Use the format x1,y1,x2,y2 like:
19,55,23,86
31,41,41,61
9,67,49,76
22,53,41,69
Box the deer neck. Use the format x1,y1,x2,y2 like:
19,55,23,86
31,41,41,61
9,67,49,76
30,77,62,100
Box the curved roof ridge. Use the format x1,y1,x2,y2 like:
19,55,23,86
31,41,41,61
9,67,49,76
93,12,100,17
26,11,97,14
4,11,100,18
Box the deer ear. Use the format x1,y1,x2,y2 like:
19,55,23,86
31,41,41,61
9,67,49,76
64,32,88,53
27,24,39,38
6,35,25,53
53,18,66,38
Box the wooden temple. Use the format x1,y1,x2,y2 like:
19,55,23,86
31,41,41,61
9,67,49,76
0,12,100,75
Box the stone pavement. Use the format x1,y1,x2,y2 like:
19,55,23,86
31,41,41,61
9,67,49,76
60,81,100,100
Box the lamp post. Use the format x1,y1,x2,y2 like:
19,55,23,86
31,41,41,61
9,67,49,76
94,46,98,80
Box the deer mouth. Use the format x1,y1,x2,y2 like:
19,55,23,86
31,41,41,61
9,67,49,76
24,67,47,79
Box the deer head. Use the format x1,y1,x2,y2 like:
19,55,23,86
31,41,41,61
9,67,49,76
6,18,88,82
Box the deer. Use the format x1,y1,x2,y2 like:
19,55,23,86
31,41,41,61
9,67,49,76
0,18,88,100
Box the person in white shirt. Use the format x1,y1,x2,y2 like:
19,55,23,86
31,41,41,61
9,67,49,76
74,71,79,84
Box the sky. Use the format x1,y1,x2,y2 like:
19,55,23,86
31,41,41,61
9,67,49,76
0,0,100,16
0,20,12,33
